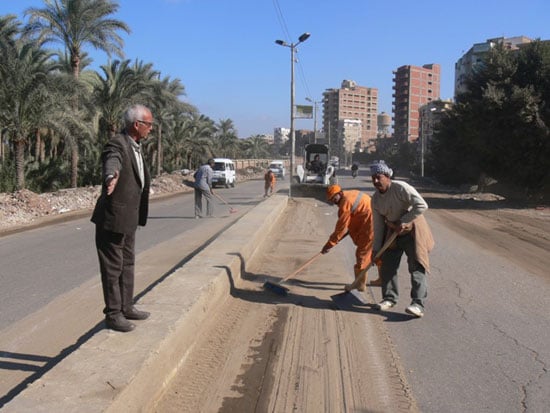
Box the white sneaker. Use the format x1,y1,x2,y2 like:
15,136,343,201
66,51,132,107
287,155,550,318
376,300,396,311
405,303,425,318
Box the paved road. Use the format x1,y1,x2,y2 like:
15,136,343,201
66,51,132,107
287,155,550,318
2,170,550,412
338,170,550,412
0,178,284,406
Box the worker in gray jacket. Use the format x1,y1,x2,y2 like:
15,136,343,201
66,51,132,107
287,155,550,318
370,161,434,318
194,158,215,218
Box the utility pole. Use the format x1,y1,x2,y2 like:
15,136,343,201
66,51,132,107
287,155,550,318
275,33,311,197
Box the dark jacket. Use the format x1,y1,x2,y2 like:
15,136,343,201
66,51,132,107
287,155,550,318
91,133,150,234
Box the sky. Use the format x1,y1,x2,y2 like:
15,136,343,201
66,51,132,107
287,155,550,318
2,0,550,138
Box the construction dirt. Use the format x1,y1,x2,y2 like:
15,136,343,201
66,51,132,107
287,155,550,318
152,187,550,412
153,196,418,412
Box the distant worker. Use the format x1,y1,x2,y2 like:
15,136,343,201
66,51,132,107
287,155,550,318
264,169,276,197
370,162,435,318
351,162,359,178
310,154,324,174
321,184,378,291
194,158,215,218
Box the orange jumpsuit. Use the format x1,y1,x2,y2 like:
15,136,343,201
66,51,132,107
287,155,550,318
325,190,374,277
264,171,276,196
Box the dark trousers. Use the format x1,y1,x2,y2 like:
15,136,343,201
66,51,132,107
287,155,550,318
95,226,136,316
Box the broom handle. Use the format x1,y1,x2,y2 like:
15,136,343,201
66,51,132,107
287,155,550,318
346,231,399,291
281,252,322,282
373,230,399,262
213,192,229,205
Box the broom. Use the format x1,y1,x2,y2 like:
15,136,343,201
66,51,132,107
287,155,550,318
213,192,238,213
263,252,322,296
344,231,398,292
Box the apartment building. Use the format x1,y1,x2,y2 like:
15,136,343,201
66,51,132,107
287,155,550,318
392,64,440,143
454,36,532,97
337,119,362,164
322,80,378,157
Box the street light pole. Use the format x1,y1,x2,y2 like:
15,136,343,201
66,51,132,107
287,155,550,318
275,32,310,197
305,97,318,143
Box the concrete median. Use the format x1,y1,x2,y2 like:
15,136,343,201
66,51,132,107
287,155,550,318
3,195,288,413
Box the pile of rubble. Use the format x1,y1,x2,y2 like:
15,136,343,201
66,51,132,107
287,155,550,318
0,169,262,233
0,173,188,232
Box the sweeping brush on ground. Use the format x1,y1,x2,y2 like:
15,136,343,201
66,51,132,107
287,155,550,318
213,192,238,213
263,252,322,296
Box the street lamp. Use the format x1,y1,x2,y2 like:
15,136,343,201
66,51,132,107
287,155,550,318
275,32,310,197
305,97,319,144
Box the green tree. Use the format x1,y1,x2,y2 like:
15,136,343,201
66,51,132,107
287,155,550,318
0,39,62,189
25,0,131,187
214,118,240,158
242,135,270,159
432,42,550,194
179,114,215,169
91,59,145,141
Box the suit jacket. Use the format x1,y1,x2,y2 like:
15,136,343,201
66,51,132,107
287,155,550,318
91,132,150,234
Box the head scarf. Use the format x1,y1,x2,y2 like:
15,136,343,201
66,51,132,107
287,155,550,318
370,162,393,177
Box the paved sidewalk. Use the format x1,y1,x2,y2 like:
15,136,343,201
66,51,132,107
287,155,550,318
3,195,287,413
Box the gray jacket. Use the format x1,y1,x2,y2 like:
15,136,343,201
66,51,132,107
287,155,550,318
194,164,213,191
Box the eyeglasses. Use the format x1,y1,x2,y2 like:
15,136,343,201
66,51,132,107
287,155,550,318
137,120,154,127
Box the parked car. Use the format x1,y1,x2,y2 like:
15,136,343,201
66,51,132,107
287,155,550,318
268,160,285,179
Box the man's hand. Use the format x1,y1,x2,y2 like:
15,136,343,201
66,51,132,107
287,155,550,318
106,171,119,195
321,242,332,254
397,221,413,234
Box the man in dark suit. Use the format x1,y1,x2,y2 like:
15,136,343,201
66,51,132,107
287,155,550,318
91,104,154,332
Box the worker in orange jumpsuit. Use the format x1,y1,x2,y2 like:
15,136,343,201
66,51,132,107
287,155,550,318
264,169,276,197
321,184,381,290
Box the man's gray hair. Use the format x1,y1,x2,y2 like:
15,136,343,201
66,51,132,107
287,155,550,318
124,104,150,127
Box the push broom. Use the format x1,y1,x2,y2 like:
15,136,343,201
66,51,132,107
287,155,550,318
344,231,399,292
263,252,322,296
213,192,238,213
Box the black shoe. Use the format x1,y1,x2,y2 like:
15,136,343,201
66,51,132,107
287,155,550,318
105,314,135,332
123,307,150,320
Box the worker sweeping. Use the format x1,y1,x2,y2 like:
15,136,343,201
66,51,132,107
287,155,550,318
264,169,276,197
321,184,381,291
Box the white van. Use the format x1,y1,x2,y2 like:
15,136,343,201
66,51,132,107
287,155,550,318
268,160,285,179
211,158,236,188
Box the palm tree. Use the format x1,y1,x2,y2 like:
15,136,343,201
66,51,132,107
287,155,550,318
149,75,189,175
0,14,20,48
178,114,216,170
214,118,240,158
24,0,130,79
24,0,130,187
243,135,271,159
91,59,144,140
0,40,62,189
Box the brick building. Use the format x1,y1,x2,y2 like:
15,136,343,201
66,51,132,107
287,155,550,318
392,64,440,143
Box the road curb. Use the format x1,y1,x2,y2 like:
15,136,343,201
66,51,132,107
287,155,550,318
2,195,288,413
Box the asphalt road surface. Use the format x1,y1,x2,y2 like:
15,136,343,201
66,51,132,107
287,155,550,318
2,170,549,412
0,178,282,407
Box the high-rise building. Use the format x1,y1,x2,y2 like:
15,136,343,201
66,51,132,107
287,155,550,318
273,127,290,154
454,36,533,97
322,80,378,158
337,119,362,165
392,64,440,143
